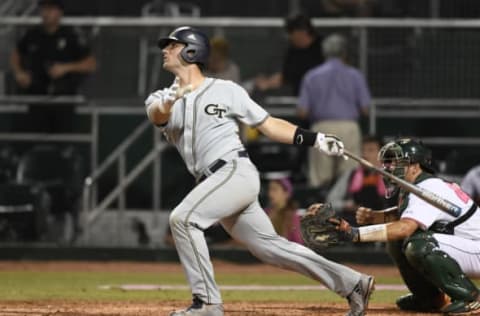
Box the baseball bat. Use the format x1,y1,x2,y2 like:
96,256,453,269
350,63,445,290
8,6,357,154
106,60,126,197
343,149,462,217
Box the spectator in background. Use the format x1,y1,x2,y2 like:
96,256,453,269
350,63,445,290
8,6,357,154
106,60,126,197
254,13,324,95
205,37,241,83
461,165,480,205
10,0,96,133
265,177,303,244
297,33,371,188
326,135,387,224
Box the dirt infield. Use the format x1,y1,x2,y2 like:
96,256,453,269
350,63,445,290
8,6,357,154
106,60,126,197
0,261,438,316
0,300,434,316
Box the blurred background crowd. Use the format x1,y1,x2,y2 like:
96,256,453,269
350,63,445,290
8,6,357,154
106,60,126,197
0,0,479,254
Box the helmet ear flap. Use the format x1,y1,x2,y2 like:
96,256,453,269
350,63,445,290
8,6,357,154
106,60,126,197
180,46,197,63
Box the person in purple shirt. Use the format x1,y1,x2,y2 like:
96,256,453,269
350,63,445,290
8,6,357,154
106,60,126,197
297,33,371,188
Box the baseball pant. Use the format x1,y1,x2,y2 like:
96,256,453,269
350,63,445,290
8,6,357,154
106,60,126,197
169,156,362,304
433,233,480,277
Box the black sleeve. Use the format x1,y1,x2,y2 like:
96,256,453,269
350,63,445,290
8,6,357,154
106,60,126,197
68,27,91,60
17,29,33,54
281,47,293,84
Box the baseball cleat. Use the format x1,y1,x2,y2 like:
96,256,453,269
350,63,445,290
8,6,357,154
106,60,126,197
396,292,450,312
442,299,480,315
170,296,224,316
345,274,375,316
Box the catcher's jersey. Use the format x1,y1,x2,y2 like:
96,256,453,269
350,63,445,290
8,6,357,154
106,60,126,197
159,77,269,178
401,177,480,240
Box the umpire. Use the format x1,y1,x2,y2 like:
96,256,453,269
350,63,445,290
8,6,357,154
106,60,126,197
10,0,96,133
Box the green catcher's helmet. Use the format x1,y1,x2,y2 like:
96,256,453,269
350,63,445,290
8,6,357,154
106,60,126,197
378,138,434,197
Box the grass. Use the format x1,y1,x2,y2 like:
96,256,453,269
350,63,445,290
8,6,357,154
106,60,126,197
0,270,408,303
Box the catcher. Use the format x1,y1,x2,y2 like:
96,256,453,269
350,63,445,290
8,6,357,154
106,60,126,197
301,138,480,315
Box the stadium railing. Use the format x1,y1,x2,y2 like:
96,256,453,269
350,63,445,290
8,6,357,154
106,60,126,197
2,17,480,244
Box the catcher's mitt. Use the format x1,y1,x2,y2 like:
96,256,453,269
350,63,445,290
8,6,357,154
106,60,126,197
300,203,344,252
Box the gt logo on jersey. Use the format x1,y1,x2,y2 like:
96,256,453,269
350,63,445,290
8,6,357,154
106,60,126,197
204,104,227,118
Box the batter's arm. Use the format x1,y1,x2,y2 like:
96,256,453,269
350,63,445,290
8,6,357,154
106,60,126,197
257,116,344,156
256,116,296,144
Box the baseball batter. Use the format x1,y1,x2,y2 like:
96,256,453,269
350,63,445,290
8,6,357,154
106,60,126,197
145,26,374,316
330,138,480,315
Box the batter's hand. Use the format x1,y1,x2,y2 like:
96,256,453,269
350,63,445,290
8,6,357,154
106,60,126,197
163,77,180,103
163,77,193,103
356,207,374,225
314,133,345,156
145,77,192,114
145,89,168,113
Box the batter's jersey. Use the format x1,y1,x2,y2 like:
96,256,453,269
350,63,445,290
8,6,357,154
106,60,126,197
158,78,269,178
400,177,480,240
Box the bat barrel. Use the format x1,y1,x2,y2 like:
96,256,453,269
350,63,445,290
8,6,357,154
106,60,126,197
342,149,462,217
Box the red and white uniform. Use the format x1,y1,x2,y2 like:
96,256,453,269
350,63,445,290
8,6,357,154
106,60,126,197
401,178,480,277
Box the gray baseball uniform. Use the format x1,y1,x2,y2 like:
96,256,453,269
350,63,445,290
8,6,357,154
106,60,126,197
149,77,362,304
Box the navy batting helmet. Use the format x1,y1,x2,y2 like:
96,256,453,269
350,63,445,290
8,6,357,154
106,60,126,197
158,26,210,66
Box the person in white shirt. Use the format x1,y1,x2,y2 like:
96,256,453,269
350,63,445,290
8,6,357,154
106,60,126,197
312,138,480,315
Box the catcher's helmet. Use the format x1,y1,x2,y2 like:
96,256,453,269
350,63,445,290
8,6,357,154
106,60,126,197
158,26,210,66
378,138,434,197
379,138,434,173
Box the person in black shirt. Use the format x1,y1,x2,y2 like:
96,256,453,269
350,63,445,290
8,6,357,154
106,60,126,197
10,0,96,133
254,14,324,95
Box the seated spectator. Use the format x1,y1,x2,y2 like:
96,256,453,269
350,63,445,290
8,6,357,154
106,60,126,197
205,37,241,83
265,177,303,244
253,13,324,95
10,0,96,133
326,135,387,224
461,164,480,205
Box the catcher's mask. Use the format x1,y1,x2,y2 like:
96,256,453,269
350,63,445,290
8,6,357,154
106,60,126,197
378,138,434,198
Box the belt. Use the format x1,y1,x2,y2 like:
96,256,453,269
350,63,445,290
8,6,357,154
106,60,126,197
197,150,248,183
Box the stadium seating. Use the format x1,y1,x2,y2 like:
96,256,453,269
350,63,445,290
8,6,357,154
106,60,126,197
0,146,19,184
16,145,84,216
0,183,50,241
